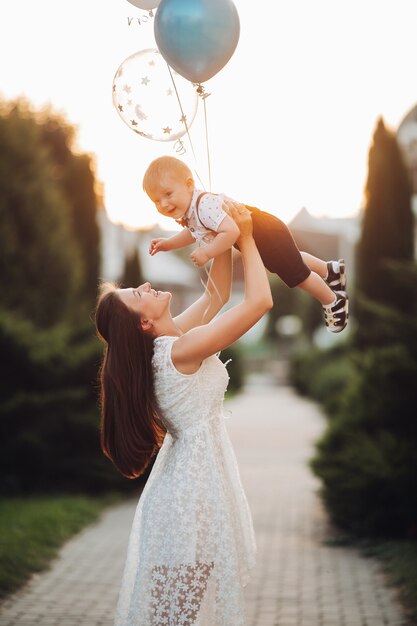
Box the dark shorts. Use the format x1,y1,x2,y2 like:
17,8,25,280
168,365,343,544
234,205,311,288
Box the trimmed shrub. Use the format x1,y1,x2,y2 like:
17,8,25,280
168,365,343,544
310,344,417,538
0,309,139,496
289,343,353,415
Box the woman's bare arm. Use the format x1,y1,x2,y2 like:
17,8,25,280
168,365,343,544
173,246,232,333
173,199,248,333
189,215,239,266
172,206,273,373
173,200,247,333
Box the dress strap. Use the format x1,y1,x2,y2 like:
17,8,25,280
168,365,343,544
152,336,177,374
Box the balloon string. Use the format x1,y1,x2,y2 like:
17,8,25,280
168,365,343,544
173,139,186,155
166,64,206,191
203,96,212,192
199,258,224,323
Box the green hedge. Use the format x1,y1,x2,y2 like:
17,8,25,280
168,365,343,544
304,344,417,538
289,343,353,416
0,307,241,496
0,309,139,496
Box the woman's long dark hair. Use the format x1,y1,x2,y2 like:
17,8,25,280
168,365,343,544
94,282,166,479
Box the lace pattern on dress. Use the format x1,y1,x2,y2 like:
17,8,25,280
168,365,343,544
114,335,256,626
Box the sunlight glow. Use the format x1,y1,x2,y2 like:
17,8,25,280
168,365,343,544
1,0,416,229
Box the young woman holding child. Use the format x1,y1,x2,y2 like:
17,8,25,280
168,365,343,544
95,202,273,626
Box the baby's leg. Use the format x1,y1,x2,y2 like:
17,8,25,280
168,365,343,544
296,257,349,333
297,272,335,306
247,207,348,331
301,252,347,292
298,252,336,304
299,252,327,278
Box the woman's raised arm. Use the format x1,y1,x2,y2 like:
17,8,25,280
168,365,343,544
173,201,237,334
172,205,273,374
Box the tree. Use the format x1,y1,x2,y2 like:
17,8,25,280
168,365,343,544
355,117,414,344
0,100,83,328
120,248,145,288
0,99,137,495
39,113,101,311
306,116,417,537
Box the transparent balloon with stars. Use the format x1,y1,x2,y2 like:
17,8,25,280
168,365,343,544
112,48,198,142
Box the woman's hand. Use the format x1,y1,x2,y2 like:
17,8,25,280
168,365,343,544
224,200,252,243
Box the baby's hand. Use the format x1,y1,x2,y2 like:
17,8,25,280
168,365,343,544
149,238,170,256
190,247,210,267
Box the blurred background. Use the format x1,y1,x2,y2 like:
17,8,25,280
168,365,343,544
1,0,417,614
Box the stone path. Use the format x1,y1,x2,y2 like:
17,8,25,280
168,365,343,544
0,376,408,626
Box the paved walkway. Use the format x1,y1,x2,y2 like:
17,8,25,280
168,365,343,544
0,376,408,626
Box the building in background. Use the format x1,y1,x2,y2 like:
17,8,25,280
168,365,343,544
97,200,365,351
397,103,417,197
397,102,417,258
98,204,361,297
288,207,360,278
98,210,201,315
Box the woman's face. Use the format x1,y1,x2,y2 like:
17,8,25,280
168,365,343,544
117,282,171,323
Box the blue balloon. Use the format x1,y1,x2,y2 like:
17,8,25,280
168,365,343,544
154,0,240,84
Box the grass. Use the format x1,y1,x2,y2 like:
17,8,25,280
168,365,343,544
0,491,130,600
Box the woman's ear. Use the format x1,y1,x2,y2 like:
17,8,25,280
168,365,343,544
140,318,153,333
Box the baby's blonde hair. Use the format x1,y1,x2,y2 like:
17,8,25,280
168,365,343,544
142,156,193,193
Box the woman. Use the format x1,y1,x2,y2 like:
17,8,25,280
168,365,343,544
95,202,273,626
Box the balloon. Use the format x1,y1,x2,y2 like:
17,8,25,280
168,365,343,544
154,0,240,84
127,0,160,9
112,49,198,142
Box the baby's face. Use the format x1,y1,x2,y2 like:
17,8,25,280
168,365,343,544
147,174,194,220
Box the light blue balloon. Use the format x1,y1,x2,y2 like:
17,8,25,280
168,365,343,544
154,0,240,84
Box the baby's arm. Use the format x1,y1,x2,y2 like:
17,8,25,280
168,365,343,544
149,228,195,256
190,215,239,266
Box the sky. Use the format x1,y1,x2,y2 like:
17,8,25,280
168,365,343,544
1,0,417,230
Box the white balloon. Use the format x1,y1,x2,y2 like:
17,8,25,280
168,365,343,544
126,0,160,10
112,48,198,142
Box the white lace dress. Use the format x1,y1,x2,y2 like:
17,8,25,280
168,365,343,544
114,335,256,626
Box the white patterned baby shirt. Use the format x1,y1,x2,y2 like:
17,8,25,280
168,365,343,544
181,188,234,245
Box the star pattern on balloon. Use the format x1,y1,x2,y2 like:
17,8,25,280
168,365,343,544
135,104,148,121
112,49,198,142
